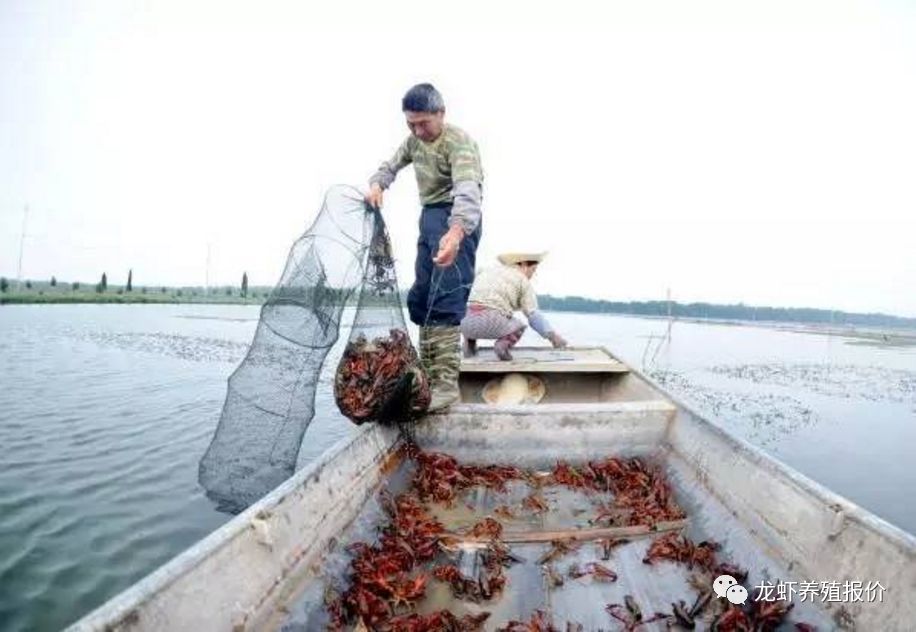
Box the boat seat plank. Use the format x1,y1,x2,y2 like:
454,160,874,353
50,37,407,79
444,520,689,544
461,346,629,373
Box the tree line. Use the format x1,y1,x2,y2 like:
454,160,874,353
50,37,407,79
537,295,916,329
2,272,913,329
0,270,254,297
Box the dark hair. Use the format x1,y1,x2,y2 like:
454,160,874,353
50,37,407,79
402,83,445,113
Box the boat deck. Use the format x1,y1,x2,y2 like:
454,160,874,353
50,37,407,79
272,449,834,631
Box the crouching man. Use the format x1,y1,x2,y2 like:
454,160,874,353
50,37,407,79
460,252,567,361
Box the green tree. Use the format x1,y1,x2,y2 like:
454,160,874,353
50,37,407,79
127,269,133,292
241,272,248,297
0,277,7,292
225,286,233,296
50,276,57,287
72,281,80,290
101,272,108,292
25,280,32,289
161,286,167,293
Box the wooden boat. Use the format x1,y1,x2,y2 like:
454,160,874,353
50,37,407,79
69,347,916,631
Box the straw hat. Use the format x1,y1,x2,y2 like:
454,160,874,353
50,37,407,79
482,373,546,405
497,251,548,266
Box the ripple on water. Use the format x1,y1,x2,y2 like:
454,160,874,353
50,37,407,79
0,306,248,631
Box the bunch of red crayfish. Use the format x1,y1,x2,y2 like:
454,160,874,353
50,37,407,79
553,458,686,527
335,329,430,424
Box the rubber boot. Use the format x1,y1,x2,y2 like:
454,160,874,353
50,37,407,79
494,326,526,361
418,326,436,384
426,325,461,412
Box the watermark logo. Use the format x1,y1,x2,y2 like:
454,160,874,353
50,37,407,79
755,580,886,603
714,575,749,605
713,574,737,598
715,576,888,604
726,585,749,605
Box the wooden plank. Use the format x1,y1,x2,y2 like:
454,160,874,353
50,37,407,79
442,519,688,545
461,346,630,374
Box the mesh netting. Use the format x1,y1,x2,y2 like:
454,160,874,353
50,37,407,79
198,185,426,513
334,215,430,425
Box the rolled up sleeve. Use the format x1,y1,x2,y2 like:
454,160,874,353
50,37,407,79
527,310,554,338
520,280,539,316
449,180,482,234
447,133,483,234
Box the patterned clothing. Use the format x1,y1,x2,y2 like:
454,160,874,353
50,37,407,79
460,304,526,341
370,124,484,234
467,263,539,317
419,325,461,410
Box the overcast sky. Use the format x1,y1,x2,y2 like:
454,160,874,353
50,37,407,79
1,0,914,316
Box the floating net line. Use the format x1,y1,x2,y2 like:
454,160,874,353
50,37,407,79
198,185,425,513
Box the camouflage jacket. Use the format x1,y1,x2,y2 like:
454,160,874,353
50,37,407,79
370,124,483,234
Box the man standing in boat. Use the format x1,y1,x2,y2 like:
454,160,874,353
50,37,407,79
365,83,484,412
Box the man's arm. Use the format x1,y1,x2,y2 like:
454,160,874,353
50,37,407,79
521,282,567,348
367,138,412,207
434,181,481,264
433,133,483,265
450,181,483,235
447,136,484,234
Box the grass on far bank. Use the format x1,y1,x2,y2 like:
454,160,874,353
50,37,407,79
0,282,270,305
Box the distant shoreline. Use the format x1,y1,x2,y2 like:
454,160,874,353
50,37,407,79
631,313,916,347
0,285,269,306
3,285,915,342
538,295,916,331
0,293,263,306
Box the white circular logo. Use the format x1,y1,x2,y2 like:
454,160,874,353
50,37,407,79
713,574,738,598
726,584,749,605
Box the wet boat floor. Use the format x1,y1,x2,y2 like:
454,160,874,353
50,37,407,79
275,453,835,631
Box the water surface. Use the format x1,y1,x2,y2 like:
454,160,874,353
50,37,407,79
0,304,913,631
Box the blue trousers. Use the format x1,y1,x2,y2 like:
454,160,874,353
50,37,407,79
407,204,482,326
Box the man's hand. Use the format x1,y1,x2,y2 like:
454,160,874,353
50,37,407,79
365,183,384,209
433,225,464,267
548,332,568,349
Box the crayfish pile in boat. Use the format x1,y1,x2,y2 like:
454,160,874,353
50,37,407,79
550,458,686,526
334,329,430,424
637,531,816,631
324,491,492,631
324,445,818,631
